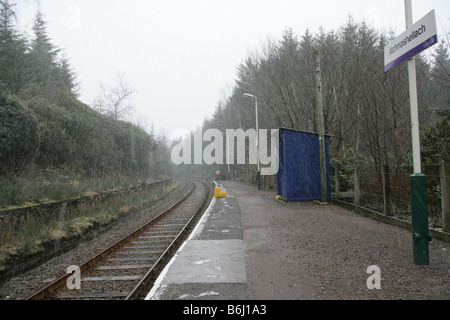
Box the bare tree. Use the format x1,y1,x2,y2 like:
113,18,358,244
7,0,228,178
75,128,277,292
201,19,444,175
93,72,135,121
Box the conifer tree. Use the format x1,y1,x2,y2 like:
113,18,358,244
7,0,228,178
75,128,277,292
0,0,29,92
29,10,60,89
431,40,450,114
29,10,78,96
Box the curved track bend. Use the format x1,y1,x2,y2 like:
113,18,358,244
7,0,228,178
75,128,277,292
26,181,212,300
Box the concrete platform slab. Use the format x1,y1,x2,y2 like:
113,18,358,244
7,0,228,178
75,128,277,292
151,283,249,300
197,196,243,240
159,239,247,284
145,184,249,300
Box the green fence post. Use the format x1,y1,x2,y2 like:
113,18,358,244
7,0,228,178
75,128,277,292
257,171,261,190
410,173,431,265
441,161,450,233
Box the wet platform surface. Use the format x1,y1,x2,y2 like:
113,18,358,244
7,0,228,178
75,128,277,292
146,181,450,300
146,183,250,300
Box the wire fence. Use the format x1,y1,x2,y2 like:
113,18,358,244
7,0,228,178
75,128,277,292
332,162,450,231
215,161,449,233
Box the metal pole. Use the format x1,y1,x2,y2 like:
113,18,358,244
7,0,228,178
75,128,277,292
255,96,261,190
227,133,230,180
405,0,431,265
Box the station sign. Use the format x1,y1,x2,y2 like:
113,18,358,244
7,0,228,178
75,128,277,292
384,9,437,72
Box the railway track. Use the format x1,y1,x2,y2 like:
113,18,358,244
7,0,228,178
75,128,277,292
26,181,212,300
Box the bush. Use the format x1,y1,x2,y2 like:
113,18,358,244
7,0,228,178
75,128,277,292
0,90,40,174
1,88,164,183
330,147,374,191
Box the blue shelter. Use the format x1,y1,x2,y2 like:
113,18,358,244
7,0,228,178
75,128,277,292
276,128,331,202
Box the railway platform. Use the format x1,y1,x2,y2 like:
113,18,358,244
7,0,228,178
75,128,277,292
146,181,449,300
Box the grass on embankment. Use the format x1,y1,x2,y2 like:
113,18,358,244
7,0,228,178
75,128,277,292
0,172,159,209
0,173,179,276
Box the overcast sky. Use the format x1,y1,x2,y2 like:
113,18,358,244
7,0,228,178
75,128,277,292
14,0,450,140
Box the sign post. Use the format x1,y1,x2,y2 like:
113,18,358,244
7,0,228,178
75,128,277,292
384,1,437,265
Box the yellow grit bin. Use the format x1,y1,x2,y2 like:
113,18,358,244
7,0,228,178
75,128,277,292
214,187,227,198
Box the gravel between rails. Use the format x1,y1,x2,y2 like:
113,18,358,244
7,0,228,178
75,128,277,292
0,181,191,300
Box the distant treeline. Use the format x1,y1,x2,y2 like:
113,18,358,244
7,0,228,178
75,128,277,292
203,21,449,171
0,1,170,178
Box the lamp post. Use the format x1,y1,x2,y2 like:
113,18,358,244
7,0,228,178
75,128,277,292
219,131,231,181
243,93,261,190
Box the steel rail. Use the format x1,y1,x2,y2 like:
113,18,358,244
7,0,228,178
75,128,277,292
125,181,211,300
25,181,203,300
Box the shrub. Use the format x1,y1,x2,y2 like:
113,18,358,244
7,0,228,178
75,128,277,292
0,90,40,174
